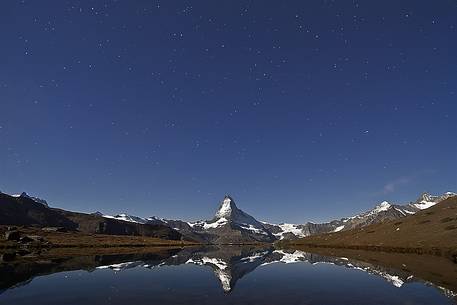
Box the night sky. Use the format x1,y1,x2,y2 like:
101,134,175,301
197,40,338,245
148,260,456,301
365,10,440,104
1,1,456,223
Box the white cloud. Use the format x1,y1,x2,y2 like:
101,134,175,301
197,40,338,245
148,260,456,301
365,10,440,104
383,176,412,194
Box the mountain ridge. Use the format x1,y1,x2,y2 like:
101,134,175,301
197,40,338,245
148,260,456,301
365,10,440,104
1,190,455,243
0,192,184,241
284,195,457,260
263,191,456,240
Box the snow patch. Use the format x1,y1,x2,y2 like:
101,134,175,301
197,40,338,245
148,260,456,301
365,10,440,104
346,263,405,288
96,261,142,271
215,269,232,292
270,223,307,240
102,214,146,224
215,197,233,218
188,217,229,230
204,217,228,229
239,223,269,235
186,257,228,270
412,201,437,210
240,251,269,263
333,225,345,232
273,250,307,264
369,201,391,215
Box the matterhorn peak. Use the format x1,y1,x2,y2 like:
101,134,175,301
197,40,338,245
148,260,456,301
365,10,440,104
215,195,238,218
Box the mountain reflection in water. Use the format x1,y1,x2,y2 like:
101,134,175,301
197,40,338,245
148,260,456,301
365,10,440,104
0,246,456,303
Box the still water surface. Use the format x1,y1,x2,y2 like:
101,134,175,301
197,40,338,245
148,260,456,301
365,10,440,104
0,246,455,305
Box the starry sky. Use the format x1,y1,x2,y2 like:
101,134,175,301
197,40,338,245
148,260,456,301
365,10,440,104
0,1,456,223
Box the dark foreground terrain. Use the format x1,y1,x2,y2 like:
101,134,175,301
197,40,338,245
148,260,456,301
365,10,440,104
0,226,197,252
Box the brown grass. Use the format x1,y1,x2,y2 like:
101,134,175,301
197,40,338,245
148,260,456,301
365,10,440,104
0,226,199,249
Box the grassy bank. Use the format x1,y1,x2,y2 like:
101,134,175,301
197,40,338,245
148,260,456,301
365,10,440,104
0,226,199,250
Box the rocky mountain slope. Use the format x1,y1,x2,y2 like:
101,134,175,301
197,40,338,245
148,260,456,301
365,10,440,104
0,192,182,241
100,195,275,243
264,192,456,240
285,195,457,257
0,192,77,229
185,195,275,243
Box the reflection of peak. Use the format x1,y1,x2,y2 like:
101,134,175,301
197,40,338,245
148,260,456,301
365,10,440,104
185,256,234,292
94,247,423,294
273,250,308,264
184,256,232,292
185,257,228,271
184,247,273,292
215,269,232,292
96,261,143,272
94,248,418,292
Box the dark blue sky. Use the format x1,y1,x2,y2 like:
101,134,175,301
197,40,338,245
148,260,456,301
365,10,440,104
0,1,456,223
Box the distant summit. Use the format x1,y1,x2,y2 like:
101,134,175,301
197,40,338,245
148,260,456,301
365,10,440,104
263,191,457,240
11,192,49,207
410,192,456,210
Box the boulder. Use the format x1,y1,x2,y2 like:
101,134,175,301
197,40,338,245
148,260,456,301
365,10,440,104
18,236,34,243
41,227,68,233
5,230,21,241
0,252,16,262
19,235,49,246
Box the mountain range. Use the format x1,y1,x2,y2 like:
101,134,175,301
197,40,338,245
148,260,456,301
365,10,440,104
0,190,455,244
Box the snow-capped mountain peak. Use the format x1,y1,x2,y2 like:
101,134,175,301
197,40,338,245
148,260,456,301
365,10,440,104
410,192,456,210
102,213,147,224
211,196,262,227
215,195,236,218
369,201,392,215
185,195,275,242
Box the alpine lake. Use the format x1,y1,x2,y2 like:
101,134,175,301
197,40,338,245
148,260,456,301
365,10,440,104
0,245,456,305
